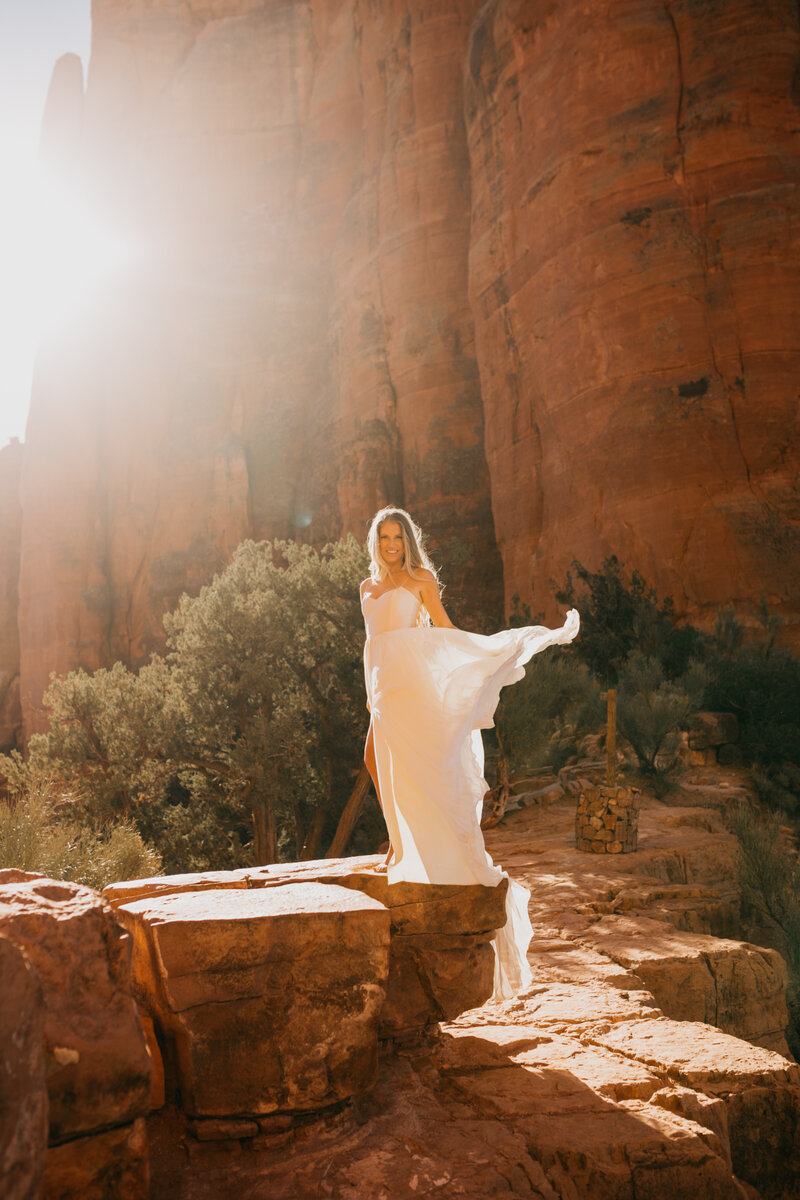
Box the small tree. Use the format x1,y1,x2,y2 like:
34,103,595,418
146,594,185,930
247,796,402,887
4,536,373,872
164,536,370,864
731,803,800,1053
495,647,603,775
616,652,708,776
5,657,179,822
555,556,706,684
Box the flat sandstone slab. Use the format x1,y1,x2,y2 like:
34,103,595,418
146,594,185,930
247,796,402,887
104,857,507,936
580,913,790,1053
118,882,391,1116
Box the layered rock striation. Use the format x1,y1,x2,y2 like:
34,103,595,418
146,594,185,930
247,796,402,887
140,770,800,1198
0,870,153,1199
3,772,800,1197
0,440,22,752
465,0,800,623
5,0,799,741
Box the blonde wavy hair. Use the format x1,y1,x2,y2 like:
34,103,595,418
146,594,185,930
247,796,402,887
366,506,440,624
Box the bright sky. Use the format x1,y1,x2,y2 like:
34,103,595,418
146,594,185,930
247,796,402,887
0,1,92,450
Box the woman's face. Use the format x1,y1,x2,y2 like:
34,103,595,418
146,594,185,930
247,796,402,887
379,520,405,568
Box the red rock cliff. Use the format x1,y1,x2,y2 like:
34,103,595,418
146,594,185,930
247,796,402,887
0,440,22,751
8,0,800,741
465,0,800,620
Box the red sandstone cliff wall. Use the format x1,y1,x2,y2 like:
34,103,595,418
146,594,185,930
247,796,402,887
17,0,502,737
464,0,800,624
0,440,22,751
6,0,800,743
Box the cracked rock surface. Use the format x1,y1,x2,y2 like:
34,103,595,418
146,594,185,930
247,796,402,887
147,770,800,1199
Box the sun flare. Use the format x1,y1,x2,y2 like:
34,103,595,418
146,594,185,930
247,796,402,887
29,171,132,332
0,159,134,370
34,176,131,326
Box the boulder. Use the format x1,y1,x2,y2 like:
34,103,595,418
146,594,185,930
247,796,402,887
580,914,791,1054
0,936,48,1200
0,877,152,1143
106,859,508,1040
102,869,250,909
117,881,391,1115
379,879,507,1036
588,1018,800,1196
102,856,389,911
688,713,741,751
384,879,507,936
0,867,45,885
381,935,496,1038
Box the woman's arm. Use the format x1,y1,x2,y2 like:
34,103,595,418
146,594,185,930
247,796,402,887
360,579,371,710
418,571,456,629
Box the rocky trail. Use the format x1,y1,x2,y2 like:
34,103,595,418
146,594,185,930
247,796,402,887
144,767,800,1200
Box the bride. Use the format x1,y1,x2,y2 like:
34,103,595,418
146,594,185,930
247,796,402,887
360,506,580,999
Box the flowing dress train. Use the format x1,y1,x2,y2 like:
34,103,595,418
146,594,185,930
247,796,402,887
362,586,581,999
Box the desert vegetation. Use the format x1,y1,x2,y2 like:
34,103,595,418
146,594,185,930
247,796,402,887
1,545,798,887
1,536,383,876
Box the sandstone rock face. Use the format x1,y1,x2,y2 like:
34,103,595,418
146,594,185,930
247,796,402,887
146,951,800,1199
1,774,794,1197
117,881,391,1116
0,875,152,1198
590,1018,800,1195
15,0,502,740
0,439,22,751
581,913,791,1055
149,774,798,1199
7,0,798,743
40,1118,149,1200
0,876,152,1141
464,0,800,628
0,935,47,1200
105,855,508,1039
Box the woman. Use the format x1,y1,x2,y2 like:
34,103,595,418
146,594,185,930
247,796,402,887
360,506,580,999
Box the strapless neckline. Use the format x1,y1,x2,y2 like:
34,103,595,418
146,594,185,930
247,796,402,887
362,586,419,607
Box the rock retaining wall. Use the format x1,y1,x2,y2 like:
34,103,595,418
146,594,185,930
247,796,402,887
576,784,641,853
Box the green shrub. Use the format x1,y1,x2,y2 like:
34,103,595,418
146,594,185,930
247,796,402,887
2,535,372,872
616,653,708,776
752,763,800,823
495,647,603,774
703,646,800,769
730,803,800,1052
555,556,707,685
0,785,162,890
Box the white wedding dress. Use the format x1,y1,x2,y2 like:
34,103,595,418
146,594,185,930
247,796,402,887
362,585,580,999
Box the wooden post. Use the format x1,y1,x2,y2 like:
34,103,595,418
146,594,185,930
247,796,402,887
325,763,372,859
606,687,617,787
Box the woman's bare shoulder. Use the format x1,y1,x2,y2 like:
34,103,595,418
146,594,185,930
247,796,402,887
359,576,373,596
416,568,438,585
